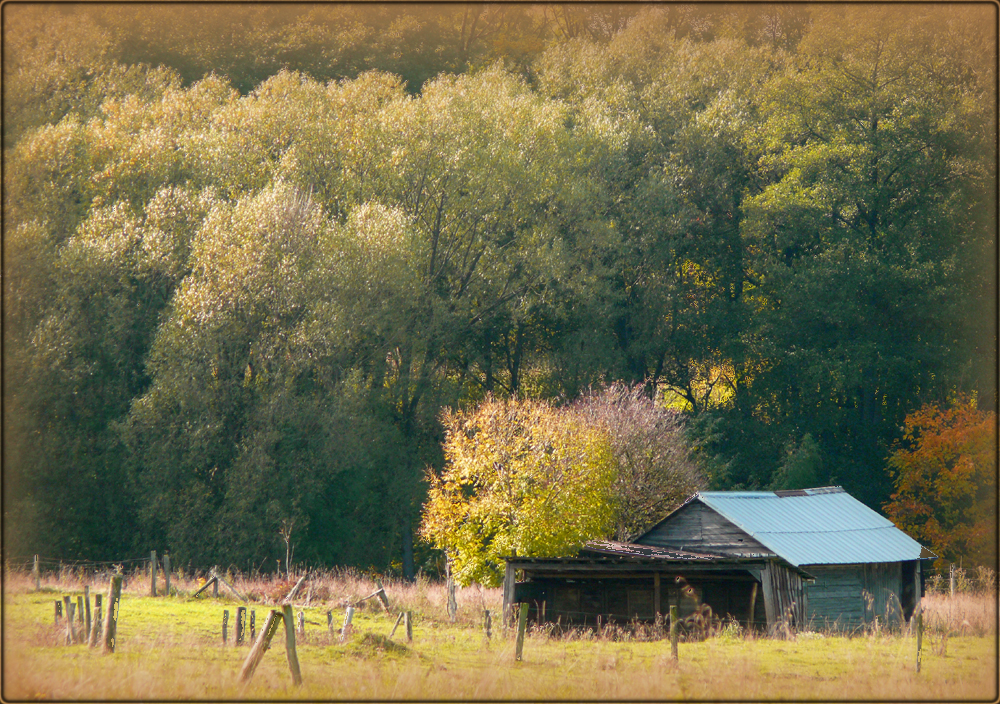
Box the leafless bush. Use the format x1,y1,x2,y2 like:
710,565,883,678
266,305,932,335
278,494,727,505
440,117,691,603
571,382,706,540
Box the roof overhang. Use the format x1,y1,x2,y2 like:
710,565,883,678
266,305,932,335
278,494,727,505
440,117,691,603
505,540,815,580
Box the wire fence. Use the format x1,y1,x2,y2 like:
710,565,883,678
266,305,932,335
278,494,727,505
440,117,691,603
7,554,157,581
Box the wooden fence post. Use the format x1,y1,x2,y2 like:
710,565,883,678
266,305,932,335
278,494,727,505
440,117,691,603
296,611,304,637
670,605,679,661
916,608,923,673
163,553,171,596
949,564,955,597
282,605,303,686
236,606,246,645
33,555,40,591
405,611,412,642
213,566,219,598
90,596,102,648
150,551,157,597
484,609,492,639
65,598,76,644
77,596,84,625
389,612,405,639
55,600,62,627
341,606,355,643
84,587,92,642
447,575,457,623
103,574,122,653
514,603,528,661
250,610,256,641
239,609,282,684
327,610,334,638
222,610,229,644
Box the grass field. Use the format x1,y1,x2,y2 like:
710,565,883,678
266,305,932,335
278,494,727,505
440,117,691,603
3,568,997,701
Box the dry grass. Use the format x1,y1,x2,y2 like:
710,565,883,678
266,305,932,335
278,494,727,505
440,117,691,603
921,591,998,637
5,568,997,701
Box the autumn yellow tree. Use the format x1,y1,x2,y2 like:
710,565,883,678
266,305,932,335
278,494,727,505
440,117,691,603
884,397,997,569
420,397,616,586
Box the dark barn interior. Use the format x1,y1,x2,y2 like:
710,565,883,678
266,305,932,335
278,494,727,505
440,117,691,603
514,569,767,629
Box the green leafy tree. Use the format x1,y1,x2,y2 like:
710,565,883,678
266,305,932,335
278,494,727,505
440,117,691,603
420,397,615,586
733,5,995,502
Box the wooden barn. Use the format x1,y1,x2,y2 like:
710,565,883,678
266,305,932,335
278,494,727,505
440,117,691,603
503,486,935,633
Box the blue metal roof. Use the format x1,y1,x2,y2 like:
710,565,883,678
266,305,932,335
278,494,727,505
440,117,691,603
695,487,930,567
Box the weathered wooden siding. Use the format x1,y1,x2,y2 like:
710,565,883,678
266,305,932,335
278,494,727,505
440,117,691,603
803,562,905,630
759,562,808,632
637,501,774,557
803,564,867,630
863,562,904,626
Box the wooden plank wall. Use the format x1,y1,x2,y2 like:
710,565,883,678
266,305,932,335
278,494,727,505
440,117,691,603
803,564,867,631
759,562,807,632
863,562,903,627
637,502,773,556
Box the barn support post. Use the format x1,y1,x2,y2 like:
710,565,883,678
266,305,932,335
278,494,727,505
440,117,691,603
748,581,758,632
759,564,776,633
653,573,661,620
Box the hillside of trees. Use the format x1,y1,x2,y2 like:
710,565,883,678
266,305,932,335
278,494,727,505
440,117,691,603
4,3,996,576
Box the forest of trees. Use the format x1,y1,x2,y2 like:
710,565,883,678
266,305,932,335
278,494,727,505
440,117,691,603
4,3,996,576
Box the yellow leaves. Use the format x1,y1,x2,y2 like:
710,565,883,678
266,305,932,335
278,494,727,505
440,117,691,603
420,396,617,586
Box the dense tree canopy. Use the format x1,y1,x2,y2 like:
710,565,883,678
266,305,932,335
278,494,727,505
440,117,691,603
3,3,995,575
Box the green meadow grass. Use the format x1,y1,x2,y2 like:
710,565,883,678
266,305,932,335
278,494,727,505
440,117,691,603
4,583,997,701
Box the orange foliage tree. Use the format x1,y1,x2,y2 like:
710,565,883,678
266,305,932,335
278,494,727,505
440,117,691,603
884,397,997,569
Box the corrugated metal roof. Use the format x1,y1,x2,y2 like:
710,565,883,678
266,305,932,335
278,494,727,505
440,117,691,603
695,487,929,567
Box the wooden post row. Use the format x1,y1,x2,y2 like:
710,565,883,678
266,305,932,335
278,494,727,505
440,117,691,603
103,574,122,654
